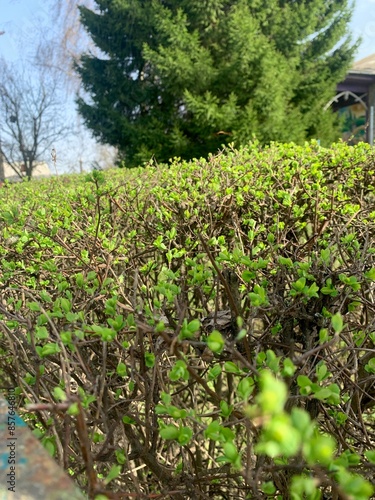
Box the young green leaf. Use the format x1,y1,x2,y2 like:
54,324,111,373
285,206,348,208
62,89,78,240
207,330,225,354
331,313,344,334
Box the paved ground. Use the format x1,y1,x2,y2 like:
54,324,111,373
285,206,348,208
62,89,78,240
0,393,85,500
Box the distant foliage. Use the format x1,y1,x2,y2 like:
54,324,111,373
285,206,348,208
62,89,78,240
1,141,375,499
75,0,358,167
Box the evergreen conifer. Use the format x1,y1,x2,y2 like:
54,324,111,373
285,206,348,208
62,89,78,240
76,0,358,166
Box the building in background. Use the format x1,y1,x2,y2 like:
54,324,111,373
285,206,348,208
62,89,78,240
328,54,375,144
0,160,51,182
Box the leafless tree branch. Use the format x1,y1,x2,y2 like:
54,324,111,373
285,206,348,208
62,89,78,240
0,58,70,180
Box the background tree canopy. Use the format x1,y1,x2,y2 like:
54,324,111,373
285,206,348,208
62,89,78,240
76,0,358,167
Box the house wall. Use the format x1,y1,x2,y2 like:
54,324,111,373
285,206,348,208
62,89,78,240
2,161,51,182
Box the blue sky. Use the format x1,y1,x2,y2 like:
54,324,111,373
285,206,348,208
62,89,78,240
1,0,374,62
0,0,50,61
351,0,375,59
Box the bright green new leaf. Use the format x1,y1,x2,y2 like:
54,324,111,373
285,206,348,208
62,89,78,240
27,302,41,312
187,319,200,333
204,421,234,443
144,352,155,368
115,449,126,465
237,377,254,400
319,328,330,344
257,371,287,414
60,298,71,314
305,282,319,298
316,363,328,382
53,387,66,402
35,326,49,340
258,413,301,457
207,330,225,354
304,434,335,465
122,416,136,424
320,248,331,265
364,450,375,463
261,481,276,495
331,312,344,334
365,268,375,281
169,360,189,381
290,408,313,438
178,426,193,445
278,257,294,268
40,291,52,303
282,358,296,377
116,362,127,377
242,270,255,282
67,402,79,416
40,343,61,357
104,465,121,485
166,405,187,419
297,375,313,395
223,442,239,461
161,392,171,405
208,364,222,380
204,421,222,442
160,425,180,440
364,357,375,373
220,400,233,417
292,277,306,292
224,361,242,374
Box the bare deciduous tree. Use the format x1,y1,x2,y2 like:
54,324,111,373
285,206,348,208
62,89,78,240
0,59,68,181
0,2,115,178
34,0,96,90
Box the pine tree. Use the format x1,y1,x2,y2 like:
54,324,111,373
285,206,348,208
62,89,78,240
76,0,358,167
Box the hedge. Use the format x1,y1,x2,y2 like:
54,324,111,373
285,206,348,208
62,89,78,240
1,140,375,499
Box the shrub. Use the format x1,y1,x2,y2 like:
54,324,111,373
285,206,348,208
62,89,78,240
0,141,375,499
